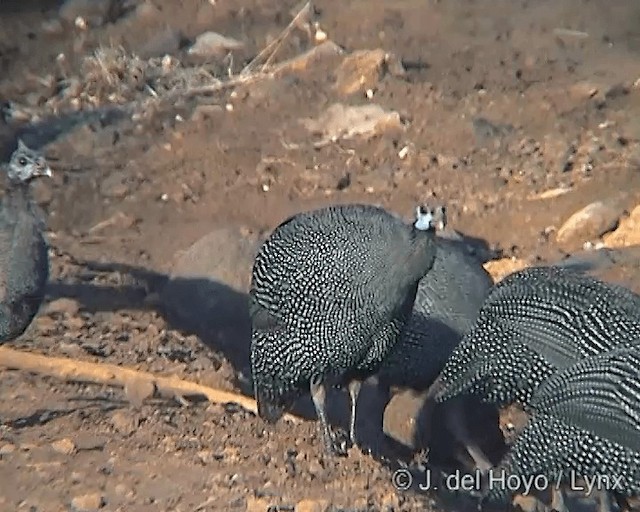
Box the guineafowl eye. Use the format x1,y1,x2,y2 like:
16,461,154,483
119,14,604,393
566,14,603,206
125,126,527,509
18,157,27,166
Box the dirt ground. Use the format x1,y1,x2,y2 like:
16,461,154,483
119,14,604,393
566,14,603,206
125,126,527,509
2,0,640,511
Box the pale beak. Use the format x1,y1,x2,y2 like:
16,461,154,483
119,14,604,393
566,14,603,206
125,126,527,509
35,162,53,177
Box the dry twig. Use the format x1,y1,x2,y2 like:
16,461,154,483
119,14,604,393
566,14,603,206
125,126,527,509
0,346,300,423
241,1,312,75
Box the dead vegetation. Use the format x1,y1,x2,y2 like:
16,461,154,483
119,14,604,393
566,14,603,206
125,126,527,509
5,2,328,125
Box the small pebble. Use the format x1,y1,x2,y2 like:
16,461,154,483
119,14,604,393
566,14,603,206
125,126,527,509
70,493,105,512
0,443,16,456
51,438,76,455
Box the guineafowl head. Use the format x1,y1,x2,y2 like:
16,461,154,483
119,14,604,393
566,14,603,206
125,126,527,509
248,299,305,423
250,329,306,423
7,140,52,183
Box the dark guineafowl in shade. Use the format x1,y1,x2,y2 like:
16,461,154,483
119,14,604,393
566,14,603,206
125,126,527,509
376,206,493,392
249,203,438,455
0,140,52,343
432,265,640,471
480,346,640,512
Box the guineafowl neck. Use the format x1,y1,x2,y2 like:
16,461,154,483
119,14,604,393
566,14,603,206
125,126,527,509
404,230,437,281
6,181,32,211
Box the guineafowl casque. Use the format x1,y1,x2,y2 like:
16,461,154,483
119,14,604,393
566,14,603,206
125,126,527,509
479,345,640,512
249,203,438,455
432,265,640,477
0,139,52,343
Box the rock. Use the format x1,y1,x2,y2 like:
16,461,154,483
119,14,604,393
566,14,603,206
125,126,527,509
499,404,530,445
88,212,137,235
527,186,572,200
124,377,155,408
246,497,276,512
300,103,403,145
196,450,214,465
114,484,130,498
512,494,546,512
100,171,130,199
604,204,640,248
160,228,260,372
296,498,330,512
274,41,344,75
483,258,529,282
569,81,600,102
109,410,139,436
70,493,105,512
472,117,513,145
41,19,65,36
51,438,76,455
380,492,401,509
334,49,387,96
0,443,16,456
188,31,244,58
383,391,423,447
167,227,259,291
136,28,182,59
556,201,622,245
191,104,224,123
133,1,160,21
45,298,80,317
59,0,116,27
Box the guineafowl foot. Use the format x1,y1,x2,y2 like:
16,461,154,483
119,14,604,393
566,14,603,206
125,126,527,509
550,486,569,512
597,491,616,512
445,398,493,472
347,379,362,447
310,376,350,456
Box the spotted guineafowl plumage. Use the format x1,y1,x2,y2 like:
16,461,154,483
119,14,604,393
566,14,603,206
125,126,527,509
249,203,438,455
429,265,640,473
0,140,52,343
435,265,640,408
480,346,640,512
376,223,493,392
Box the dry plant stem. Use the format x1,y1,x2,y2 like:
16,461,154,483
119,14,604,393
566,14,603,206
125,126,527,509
241,1,312,75
0,346,301,424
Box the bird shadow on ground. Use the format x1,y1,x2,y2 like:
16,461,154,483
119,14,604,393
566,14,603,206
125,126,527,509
0,0,54,16
45,259,484,466
6,400,125,430
0,106,129,161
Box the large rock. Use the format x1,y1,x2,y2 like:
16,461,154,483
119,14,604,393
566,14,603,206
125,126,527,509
160,227,261,376
556,200,622,246
604,204,640,248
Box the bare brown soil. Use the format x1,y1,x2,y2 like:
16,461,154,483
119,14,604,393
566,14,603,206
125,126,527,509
2,1,640,511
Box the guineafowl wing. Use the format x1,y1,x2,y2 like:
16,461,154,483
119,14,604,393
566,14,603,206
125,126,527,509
532,346,640,453
494,312,583,369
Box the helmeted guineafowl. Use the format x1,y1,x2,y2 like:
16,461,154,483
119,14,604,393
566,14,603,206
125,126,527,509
480,345,640,512
370,206,493,463
435,265,640,407
376,206,493,392
0,139,52,343
431,265,640,475
249,203,438,455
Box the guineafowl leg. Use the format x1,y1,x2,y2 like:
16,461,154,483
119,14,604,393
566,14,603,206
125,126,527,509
446,399,492,472
550,487,569,512
310,376,348,456
597,491,616,512
347,379,362,446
